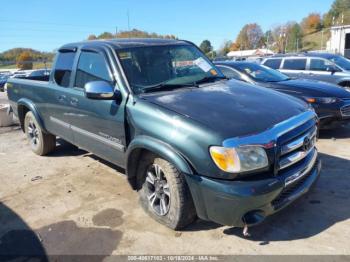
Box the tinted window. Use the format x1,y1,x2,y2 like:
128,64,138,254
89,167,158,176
75,52,113,89
54,52,76,87
235,63,290,82
263,59,282,69
310,59,333,71
283,59,307,70
217,66,242,80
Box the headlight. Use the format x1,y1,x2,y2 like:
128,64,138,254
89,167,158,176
304,97,338,104
209,146,268,173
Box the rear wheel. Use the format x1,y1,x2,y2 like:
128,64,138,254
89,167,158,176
138,153,197,230
24,111,56,156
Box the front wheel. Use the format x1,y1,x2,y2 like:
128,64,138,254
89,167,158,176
138,154,197,230
24,111,56,156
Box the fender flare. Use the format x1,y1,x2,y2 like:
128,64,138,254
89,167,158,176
17,98,47,133
126,135,193,190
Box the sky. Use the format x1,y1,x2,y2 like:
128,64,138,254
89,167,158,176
0,0,334,52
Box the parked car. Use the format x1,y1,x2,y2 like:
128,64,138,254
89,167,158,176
14,69,51,81
0,74,10,92
215,61,350,129
7,39,321,231
305,52,350,71
261,55,350,89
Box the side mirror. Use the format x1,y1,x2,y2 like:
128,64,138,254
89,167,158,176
84,81,118,100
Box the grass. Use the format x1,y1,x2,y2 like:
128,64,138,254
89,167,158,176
301,29,331,51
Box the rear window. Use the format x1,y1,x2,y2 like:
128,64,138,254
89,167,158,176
54,51,76,87
263,59,282,69
282,59,307,70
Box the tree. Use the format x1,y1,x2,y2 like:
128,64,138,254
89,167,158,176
324,0,350,26
217,40,232,56
286,22,303,52
16,51,33,70
87,34,97,40
272,25,287,53
301,13,322,34
199,40,213,55
235,23,264,50
97,32,114,39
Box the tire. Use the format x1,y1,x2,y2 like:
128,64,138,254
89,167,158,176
138,153,197,230
24,111,56,156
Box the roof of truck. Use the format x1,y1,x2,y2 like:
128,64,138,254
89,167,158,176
60,38,191,50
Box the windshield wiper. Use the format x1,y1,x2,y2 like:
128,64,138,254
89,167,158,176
194,75,228,85
142,82,198,93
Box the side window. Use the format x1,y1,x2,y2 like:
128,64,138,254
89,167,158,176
283,59,307,70
263,59,282,69
54,51,76,87
310,59,334,71
75,51,113,89
218,66,242,80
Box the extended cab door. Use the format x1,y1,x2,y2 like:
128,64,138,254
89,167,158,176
64,49,127,167
43,49,77,143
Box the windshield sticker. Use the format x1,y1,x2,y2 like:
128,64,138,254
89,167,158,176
194,57,212,72
173,60,194,67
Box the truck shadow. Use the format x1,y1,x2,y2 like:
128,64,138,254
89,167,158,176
319,124,350,139
223,152,350,242
47,138,87,157
0,202,47,261
0,203,123,259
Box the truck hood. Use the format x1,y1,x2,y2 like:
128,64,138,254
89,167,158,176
140,80,309,138
262,79,350,98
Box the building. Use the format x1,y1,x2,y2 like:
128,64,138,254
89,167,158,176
226,48,274,60
327,25,350,58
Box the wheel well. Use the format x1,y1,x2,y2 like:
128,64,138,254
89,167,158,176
17,105,30,132
126,147,194,191
126,148,149,190
339,81,350,87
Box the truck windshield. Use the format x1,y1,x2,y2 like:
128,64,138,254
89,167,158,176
116,45,223,93
236,63,290,82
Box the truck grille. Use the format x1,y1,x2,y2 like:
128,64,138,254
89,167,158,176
277,121,317,174
341,105,350,117
272,164,314,209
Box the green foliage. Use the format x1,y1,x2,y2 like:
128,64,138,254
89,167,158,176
97,32,114,39
324,0,350,26
88,29,178,41
286,23,303,52
199,40,213,55
235,23,264,49
0,48,54,63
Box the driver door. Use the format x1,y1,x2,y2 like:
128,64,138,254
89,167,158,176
66,49,127,167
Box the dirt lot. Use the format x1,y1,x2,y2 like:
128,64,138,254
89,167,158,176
1,91,350,257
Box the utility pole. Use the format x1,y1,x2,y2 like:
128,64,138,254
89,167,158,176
115,27,118,38
296,38,299,53
321,29,324,50
127,10,130,31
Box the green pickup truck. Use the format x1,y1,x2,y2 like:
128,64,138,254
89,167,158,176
7,39,321,231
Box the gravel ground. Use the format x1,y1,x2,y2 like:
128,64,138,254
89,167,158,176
0,90,350,257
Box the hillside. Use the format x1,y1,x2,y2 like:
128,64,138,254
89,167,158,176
301,29,331,51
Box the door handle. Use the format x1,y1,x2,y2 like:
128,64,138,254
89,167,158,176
70,98,79,106
58,94,66,102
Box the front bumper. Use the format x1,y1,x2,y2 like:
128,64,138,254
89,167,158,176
184,156,321,227
315,103,350,129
